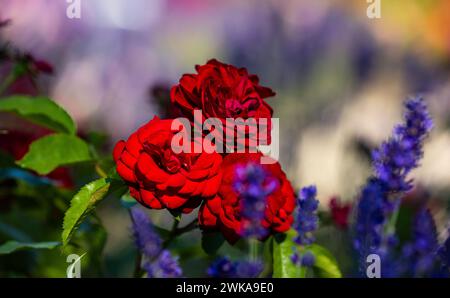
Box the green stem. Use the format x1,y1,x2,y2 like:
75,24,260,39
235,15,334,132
386,199,401,236
162,218,198,248
249,238,259,262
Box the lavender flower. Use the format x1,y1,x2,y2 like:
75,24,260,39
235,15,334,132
290,186,319,268
353,97,433,276
437,230,450,277
130,207,182,278
293,186,319,246
207,256,263,278
300,251,316,267
400,209,439,277
144,250,183,278
207,256,237,278
130,207,162,259
372,96,433,193
234,163,277,238
353,179,388,259
235,260,263,278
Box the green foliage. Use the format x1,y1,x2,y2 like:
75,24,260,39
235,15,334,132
308,244,342,278
17,133,93,175
0,240,60,255
272,229,342,278
201,232,225,255
61,178,111,247
273,231,299,278
0,96,76,134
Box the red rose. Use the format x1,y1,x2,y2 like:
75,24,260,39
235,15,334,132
113,116,222,213
329,197,351,229
198,152,295,243
170,59,275,150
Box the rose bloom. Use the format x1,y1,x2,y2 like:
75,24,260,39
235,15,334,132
113,116,222,213
329,197,351,229
170,59,275,149
198,153,296,243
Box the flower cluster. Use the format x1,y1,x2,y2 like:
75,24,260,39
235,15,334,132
130,207,182,278
114,60,296,244
353,178,391,271
207,256,263,278
399,209,440,277
170,59,275,149
234,163,278,238
291,186,319,267
372,96,433,193
353,96,434,276
293,186,319,246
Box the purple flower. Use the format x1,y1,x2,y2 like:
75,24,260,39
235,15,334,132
353,97,433,277
353,179,388,257
235,260,263,278
207,257,263,278
292,251,316,267
293,186,319,246
130,207,162,259
437,229,450,277
372,96,433,193
130,207,182,278
234,163,277,238
144,250,183,278
301,251,316,267
207,256,237,278
399,209,440,277
291,186,319,269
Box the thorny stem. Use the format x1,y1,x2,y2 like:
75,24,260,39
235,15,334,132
163,218,198,248
150,218,198,265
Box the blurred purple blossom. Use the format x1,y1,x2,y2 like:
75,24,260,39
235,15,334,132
372,96,433,193
144,250,183,278
354,97,433,277
396,209,450,278
293,185,319,246
130,207,182,278
207,256,263,278
130,207,162,259
234,163,277,239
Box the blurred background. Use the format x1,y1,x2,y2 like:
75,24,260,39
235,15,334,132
0,0,449,277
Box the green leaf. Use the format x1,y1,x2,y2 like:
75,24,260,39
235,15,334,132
201,232,225,255
17,133,93,175
308,244,342,278
272,229,342,278
0,240,60,255
0,96,76,134
260,236,274,277
273,230,299,278
62,178,111,247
